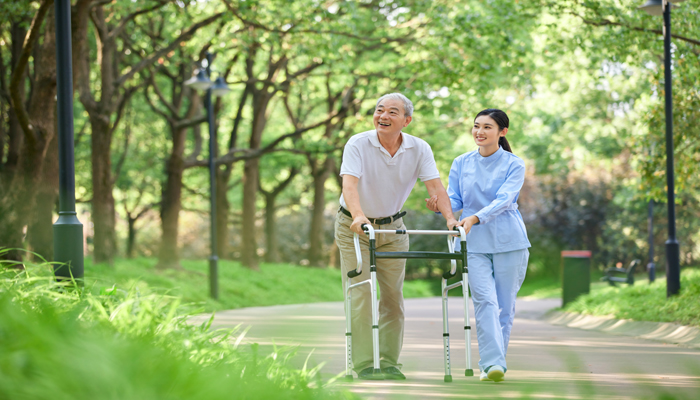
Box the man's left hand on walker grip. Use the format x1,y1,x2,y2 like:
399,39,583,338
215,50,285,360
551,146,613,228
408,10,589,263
350,216,371,235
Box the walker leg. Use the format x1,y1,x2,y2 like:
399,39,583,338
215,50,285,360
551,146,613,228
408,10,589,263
370,269,382,377
462,271,474,377
441,278,452,382
345,277,354,381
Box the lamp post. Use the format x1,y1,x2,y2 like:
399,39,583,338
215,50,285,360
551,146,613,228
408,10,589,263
647,200,656,283
53,0,84,282
184,52,230,299
639,0,683,296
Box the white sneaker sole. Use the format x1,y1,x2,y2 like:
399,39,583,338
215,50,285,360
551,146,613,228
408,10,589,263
487,369,504,382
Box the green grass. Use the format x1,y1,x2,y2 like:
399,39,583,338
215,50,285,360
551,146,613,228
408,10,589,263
0,259,357,400
563,267,700,327
85,257,347,311
84,257,565,312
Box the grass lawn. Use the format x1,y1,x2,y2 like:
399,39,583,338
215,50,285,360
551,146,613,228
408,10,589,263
563,267,700,327
85,257,564,312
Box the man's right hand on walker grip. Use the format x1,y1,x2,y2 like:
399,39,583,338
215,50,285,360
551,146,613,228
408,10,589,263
350,216,371,235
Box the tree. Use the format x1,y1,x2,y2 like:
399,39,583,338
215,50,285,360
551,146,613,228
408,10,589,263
0,0,57,262
71,0,222,264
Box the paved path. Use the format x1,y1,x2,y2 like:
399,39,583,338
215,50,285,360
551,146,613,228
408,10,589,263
196,298,700,399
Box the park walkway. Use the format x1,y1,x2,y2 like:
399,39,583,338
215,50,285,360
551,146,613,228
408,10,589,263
197,298,700,399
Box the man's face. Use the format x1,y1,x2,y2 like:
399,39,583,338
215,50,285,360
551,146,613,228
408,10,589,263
373,98,412,136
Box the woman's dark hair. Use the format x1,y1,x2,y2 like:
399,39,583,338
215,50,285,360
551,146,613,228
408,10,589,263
475,108,512,153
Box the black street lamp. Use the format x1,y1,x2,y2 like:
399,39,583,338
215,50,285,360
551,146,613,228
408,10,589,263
639,0,683,296
53,0,84,282
647,200,656,283
184,52,230,299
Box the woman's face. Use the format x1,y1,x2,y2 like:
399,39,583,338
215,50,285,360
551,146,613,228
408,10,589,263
472,115,505,149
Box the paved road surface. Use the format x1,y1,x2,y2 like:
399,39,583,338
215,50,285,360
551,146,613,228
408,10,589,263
196,298,700,399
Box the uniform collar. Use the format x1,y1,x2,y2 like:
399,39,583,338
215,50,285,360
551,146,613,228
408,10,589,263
477,146,505,163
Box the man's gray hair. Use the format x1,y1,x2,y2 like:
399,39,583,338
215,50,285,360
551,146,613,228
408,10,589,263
376,93,414,117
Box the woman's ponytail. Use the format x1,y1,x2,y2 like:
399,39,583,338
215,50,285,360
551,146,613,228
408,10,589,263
499,136,512,153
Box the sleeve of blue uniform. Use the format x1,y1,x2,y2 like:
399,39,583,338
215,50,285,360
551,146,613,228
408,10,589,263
447,157,463,213
474,159,525,225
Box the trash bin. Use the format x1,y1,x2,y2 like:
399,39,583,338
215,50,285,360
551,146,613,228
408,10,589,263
561,250,591,307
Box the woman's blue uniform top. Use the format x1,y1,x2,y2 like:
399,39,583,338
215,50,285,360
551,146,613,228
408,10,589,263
447,146,531,254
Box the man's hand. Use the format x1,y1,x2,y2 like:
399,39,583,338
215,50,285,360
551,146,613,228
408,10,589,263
455,215,479,235
446,217,459,231
350,215,371,235
424,195,439,212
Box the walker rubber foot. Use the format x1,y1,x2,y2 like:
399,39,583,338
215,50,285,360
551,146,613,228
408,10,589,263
465,369,474,377
444,375,453,382
344,375,354,382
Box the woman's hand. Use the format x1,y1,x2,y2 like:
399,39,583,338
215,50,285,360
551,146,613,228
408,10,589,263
455,215,480,235
424,195,439,212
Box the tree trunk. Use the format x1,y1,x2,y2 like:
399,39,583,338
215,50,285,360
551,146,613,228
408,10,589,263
241,157,260,269
263,194,279,263
1,10,57,262
156,123,187,269
0,23,28,262
126,217,136,258
308,157,334,267
215,169,231,259
90,115,117,264
27,132,59,261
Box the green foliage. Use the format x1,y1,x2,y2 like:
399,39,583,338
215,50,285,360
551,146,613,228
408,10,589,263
564,267,700,327
84,257,347,311
0,260,356,399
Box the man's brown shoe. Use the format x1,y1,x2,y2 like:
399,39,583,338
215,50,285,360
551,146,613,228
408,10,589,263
357,367,384,380
382,366,406,380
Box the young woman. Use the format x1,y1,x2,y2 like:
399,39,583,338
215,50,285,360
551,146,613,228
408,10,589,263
426,108,531,383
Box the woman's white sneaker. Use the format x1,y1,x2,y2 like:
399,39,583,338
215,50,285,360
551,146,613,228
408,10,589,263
487,365,505,382
479,371,491,381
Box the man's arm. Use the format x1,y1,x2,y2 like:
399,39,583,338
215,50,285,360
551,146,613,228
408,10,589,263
342,175,371,234
423,178,458,229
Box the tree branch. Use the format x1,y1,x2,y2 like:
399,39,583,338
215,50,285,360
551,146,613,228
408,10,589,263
149,72,179,116
174,114,207,130
108,1,169,40
573,13,700,47
116,12,223,86
110,85,140,136
221,0,414,43
143,84,173,123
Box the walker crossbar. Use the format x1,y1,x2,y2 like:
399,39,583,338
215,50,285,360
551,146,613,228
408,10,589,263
369,229,461,235
375,251,464,260
344,224,474,382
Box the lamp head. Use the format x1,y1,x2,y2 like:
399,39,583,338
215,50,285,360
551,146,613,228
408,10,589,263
639,0,683,16
184,69,212,91
211,77,231,97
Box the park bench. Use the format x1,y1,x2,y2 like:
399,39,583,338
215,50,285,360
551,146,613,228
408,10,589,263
601,259,640,286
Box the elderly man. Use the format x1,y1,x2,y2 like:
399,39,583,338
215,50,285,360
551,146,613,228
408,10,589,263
335,93,457,380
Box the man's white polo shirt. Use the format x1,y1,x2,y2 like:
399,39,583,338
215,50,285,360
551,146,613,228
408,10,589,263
339,130,440,219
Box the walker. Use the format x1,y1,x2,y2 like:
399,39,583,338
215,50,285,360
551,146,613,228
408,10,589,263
344,224,474,382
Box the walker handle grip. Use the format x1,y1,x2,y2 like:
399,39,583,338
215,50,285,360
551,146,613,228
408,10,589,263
347,270,362,278
442,269,457,279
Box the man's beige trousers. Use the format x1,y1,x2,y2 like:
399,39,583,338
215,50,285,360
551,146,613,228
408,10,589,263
334,210,409,372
